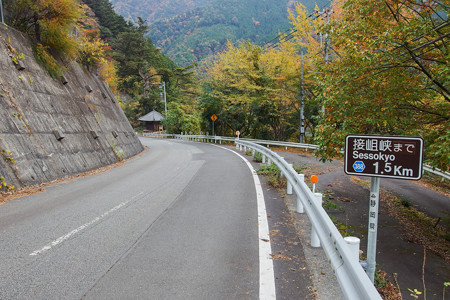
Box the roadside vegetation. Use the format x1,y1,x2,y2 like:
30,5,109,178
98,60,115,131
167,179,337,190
3,0,201,135
200,0,449,173
4,0,447,172
252,147,448,299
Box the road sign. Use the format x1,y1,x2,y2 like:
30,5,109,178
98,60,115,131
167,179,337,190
353,161,365,172
211,114,218,122
345,135,423,180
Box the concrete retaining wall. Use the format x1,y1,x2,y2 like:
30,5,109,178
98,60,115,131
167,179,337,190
0,26,143,191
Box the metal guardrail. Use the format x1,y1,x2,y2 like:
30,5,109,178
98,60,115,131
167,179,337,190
169,133,381,299
148,134,448,181
423,165,450,181
239,137,319,150
172,134,318,150
142,132,175,138
233,140,382,300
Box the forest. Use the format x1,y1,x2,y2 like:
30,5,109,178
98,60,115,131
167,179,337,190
112,0,329,65
2,0,448,172
198,0,448,171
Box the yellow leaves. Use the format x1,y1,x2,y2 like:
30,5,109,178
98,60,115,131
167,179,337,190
0,175,15,192
31,0,83,60
288,2,313,39
99,59,119,94
33,43,66,77
77,36,107,69
38,0,82,28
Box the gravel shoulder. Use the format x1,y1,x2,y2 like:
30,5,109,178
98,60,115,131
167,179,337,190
276,149,449,299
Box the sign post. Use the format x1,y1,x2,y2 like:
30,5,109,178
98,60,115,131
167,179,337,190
345,135,423,283
367,176,380,283
211,114,218,136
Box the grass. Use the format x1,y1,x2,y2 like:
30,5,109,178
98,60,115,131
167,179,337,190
420,172,450,195
257,164,287,189
351,175,449,261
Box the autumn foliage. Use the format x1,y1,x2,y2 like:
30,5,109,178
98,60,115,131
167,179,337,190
202,0,449,171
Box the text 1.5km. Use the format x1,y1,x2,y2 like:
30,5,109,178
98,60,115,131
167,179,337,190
372,162,414,177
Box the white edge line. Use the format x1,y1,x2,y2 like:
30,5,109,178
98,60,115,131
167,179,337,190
29,192,144,256
215,145,276,300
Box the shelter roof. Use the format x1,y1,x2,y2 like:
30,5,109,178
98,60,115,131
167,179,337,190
138,110,165,122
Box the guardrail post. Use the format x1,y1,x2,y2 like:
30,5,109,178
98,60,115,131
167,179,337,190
344,236,361,263
279,158,283,175
311,193,323,248
296,174,305,213
262,155,266,164
252,149,255,157
287,164,293,195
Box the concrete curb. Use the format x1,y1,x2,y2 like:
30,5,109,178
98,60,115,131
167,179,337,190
285,193,345,300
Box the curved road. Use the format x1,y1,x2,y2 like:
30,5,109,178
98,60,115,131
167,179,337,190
0,138,313,299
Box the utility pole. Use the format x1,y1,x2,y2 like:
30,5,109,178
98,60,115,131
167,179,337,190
152,81,167,132
0,0,4,24
162,81,167,117
319,7,332,116
323,7,332,65
300,51,305,143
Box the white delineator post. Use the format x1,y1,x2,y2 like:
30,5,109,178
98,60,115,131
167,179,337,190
287,164,293,195
344,236,361,263
310,193,323,248
296,174,305,213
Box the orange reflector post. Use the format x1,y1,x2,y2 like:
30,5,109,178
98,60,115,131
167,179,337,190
311,175,319,184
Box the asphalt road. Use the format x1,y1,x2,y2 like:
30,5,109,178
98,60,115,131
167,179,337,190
0,138,315,299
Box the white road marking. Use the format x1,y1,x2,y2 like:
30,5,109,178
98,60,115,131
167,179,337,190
29,192,144,256
216,145,276,300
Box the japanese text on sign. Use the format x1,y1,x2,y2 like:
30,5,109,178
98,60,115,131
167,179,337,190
345,135,423,180
368,191,378,232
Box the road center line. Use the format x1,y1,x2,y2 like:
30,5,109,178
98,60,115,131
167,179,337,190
29,192,145,256
216,145,276,300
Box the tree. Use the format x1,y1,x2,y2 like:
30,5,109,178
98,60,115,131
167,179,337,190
112,20,157,96
200,40,305,140
81,0,133,40
5,0,81,55
290,0,450,170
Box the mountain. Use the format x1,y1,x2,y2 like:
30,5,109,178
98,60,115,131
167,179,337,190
110,0,330,65
110,0,214,23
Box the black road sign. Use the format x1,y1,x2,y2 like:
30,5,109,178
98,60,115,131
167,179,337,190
345,135,424,180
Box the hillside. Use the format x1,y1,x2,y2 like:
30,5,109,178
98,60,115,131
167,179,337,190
110,0,214,23
111,0,330,65
0,25,143,191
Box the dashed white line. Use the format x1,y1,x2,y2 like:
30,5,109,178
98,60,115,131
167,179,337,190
29,192,144,256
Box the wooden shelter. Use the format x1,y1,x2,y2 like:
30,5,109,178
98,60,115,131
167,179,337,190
139,110,165,132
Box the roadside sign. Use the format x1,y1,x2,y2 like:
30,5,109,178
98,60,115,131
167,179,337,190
345,135,423,180
345,134,423,283
211,114,218,122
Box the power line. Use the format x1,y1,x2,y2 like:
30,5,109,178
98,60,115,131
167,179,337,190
262,0,333,50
